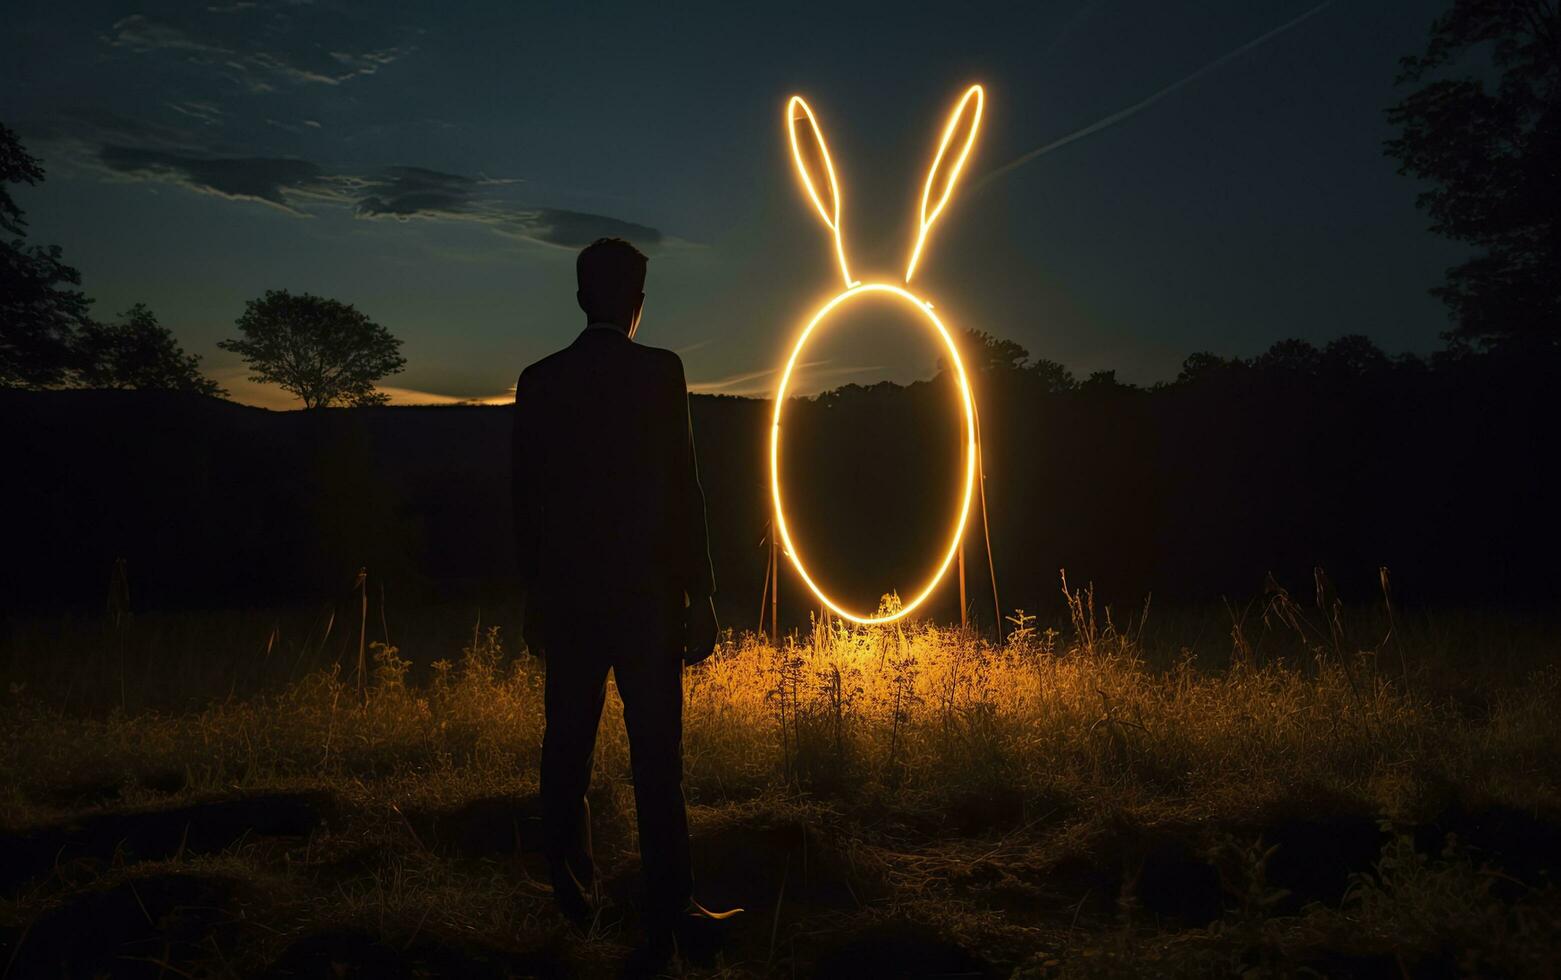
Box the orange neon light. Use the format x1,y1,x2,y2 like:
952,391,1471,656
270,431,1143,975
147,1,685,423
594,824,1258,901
906,84,984,283
787,96,856,289
772,84,986,625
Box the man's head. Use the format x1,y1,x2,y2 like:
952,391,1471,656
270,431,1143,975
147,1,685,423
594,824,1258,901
576,237,648,335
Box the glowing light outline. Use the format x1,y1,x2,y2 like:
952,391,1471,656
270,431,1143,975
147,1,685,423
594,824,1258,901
774,84,987,625
787,96,856,289
906,84,985,283
770,284,978,625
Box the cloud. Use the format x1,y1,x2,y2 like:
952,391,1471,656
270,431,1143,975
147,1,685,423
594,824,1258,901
352,166,483,217
689,361,886,397
518,209,664,249
102,7,412,93
214,368,514,410
687,364,788,394
349,167,664,248
373,385,515,406
84,142,669,248
46,108,202,153
42,96,669,250
98,145,327,213
165,100,225,126
104,15,224,58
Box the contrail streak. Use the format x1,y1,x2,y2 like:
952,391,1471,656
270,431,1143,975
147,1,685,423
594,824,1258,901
688,361,886,396
975,1,1333,189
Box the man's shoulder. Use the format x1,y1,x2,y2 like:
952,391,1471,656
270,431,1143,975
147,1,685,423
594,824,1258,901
589,339,686,384
515,345,576,391
516,337,685,394
636,343,685,378
520,345,574,376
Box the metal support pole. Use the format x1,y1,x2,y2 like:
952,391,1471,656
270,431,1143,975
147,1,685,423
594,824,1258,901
959,407,970,630
958,542,968,629
770,531,779,645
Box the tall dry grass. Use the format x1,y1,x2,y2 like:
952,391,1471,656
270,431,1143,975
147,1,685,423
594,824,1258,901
3,575,1560,977
3,575,1556,834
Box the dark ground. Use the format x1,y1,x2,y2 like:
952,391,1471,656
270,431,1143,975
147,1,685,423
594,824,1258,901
2,342,1557,627
2,601,1559,978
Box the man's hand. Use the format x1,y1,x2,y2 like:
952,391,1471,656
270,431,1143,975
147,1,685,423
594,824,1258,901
684,594,718,665
522,595,546,658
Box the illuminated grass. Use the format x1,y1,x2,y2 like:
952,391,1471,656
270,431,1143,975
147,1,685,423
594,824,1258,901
2,583,1558,976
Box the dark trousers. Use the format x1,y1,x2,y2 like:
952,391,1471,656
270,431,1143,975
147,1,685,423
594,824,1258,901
540,592,692,923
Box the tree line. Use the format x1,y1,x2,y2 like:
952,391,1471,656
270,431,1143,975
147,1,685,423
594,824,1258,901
0,124,404,407
2,0,1556,404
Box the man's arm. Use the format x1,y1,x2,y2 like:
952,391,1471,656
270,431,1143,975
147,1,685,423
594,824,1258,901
673,358,716,600
512,368,544,652
672,356,719,664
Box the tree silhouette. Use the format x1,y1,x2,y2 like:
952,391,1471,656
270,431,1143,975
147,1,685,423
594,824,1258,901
0,123,91,387
1386,0,1560,350
939,328,1077,392
1254,338,1322,377
962,328,1031,373
1176,351,1247,386
1026,357,1078,395
77,303,225,396
1079,369,1131,392
1320,334,1392,378
219,290,405,408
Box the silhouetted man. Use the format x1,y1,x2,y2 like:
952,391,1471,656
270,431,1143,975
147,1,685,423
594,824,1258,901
512,237,727,953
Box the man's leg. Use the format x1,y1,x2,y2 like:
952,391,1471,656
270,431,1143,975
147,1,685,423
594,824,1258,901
611,597,693,929
541,638,609,914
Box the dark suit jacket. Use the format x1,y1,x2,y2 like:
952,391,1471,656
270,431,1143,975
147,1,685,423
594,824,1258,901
512,326,716,613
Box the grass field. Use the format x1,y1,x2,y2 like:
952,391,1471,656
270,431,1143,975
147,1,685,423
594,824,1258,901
2,576,1559,977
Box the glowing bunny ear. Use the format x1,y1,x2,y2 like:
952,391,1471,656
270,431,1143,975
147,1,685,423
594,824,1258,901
905,84,984,283
787,95,855,288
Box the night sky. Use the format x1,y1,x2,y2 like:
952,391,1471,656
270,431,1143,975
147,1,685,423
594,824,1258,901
2,0,1464,407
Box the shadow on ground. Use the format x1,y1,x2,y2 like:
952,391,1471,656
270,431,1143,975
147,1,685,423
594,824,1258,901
0,789,337,894
2,784,1558,977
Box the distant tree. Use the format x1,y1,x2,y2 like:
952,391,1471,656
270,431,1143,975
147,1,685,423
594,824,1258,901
1320,334,1391,377
77,303,225,396
1026,357,1078,394
1386,1,1561,350
1254,338,1322,376
0,123,91,387
0,124,37,238
1079,369,1132,392
1391,350,1430,376
941,328,1031,375
1176,351,1248,386
970,329,1031,373
940,329,1077,393
219,290,405,408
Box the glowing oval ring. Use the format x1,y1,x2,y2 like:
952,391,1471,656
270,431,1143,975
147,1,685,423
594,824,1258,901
770,282,979,625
